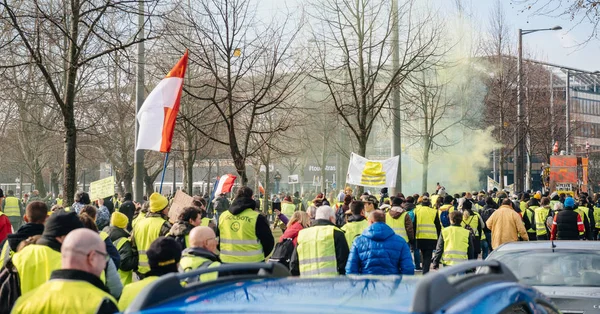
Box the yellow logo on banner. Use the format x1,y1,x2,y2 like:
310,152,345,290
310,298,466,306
360,161,386,186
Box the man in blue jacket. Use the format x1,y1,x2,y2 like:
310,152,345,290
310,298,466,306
345,210,415,275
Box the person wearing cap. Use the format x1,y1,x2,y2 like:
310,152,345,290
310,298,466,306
119,237,182,311
340,201,369,249
132,192,172,277
551,196,585,240
486,199,529,249
360,194,378,218
290,205,349,277
2,189,24,230
180,226,222,282
0,201,47,265
432,211,474,269
386,197,414,244
12,210,84,295
346,210,414,275
104,212,138,286
218,187,274,263
12,228,118,314
281,195,296,220
414,196,441,274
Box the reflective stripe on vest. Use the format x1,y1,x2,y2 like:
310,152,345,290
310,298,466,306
133,216,166,274
594,206,600,229
297,225,339,277
180,254,221,282
4,196,20,217
441,226,470,266
0,241,12,267
55,198,63,206
13,244,62,294
415,206,437,240
99,231,109,241
340,219,369,248
218,209,264,263
281,203,296,218
534,207,551,236
385,212,408,241
118,276,159,311
114,237,133,286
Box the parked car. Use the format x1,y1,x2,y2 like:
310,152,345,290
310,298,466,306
486,241,600,314
124,260,560,314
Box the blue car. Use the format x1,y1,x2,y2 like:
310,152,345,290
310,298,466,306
125,261,560,314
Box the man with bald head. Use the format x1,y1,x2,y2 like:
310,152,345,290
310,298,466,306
179,226,221,282
12,229,118,313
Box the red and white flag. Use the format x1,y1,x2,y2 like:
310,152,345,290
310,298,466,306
214,174,237,195
136,51,189,152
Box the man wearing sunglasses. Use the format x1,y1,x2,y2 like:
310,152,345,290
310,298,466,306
12,228,118,314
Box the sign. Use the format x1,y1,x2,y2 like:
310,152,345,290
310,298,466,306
89,176,115,201
487,176,514,194
168,190,195,223
288,175,299,184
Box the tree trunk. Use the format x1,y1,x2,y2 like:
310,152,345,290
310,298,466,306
33,167,46,196
51,170,60,196
499,150,505,189
184,149,194,194
122,168,133,194
63,124,77,204
355,137,368,195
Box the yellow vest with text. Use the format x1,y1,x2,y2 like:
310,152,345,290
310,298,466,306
385,212,408,242
118,276,159,311
534,206,551,236
340,219,369,248
218,209,264,263
415,206,438,240
180,253,221,282
281,203,296,218
114,237,133,286
297,225,339,277
12,277,117,314
441,226,470,266
4,196,20,217
461,212,485,240
12,244,62,294
133,216,166,274
594,206,600,229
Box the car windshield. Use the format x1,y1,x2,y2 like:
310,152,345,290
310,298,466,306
490,250,600,287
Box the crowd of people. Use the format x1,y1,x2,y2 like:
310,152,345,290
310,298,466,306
0,184,597,313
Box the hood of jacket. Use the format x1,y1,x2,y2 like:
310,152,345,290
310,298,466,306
402,203,416,211
362,222,395,241
104,225,130,242
389,207,406,219
182,247,221,263
169,221,194,237
229,197,256,215
347,215,366,223
7,223,45,252
439,204,453,212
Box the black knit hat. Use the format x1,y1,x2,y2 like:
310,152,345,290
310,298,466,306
392,197,403,207
43,210,84,238
147,237,182,271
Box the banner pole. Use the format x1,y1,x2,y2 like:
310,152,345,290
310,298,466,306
159,152,170,194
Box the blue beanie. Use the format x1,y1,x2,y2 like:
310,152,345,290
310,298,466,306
564,197,575,208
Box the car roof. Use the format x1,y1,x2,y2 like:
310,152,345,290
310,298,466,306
494,241,600,252
141,276,418,314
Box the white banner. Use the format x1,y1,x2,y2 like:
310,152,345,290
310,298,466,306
346,153,399,188
288,175,299,184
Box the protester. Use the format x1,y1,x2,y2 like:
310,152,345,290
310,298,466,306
104,212,138,286
438,195,454,228
360,195,378,218
432,211,474,269
290,205,349,276
169,206,203,249
180,226,221,282
346,210,414,275
460,200,484,258
485,199,529,249
218,187,273,263
386,197,414,244
281,195,296,220
79,207,121,268
118,193,136,230
0,201,12,244
551,196,585,240
12,210,84,295
2,190,24,230
71,191,91,214
575,197,594,240
132,201,148,230
480,197,497,252
95,198,111,231
413,196,441,274
11,229,118,314
279,211,311,246
0,201,47,264
341,201,369,248
132,192,172,277
119,237,182,311
534,197,552,240
212,193,230,217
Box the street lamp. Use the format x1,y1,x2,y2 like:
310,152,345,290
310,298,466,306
516,25,562,193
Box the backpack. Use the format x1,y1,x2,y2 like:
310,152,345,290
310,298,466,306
267,238,295,269
440,210,450,228
463,217,476,237
0,258,20,313
335,207,346,227
481,208,495,224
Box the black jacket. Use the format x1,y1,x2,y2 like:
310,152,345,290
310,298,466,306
104,226,138,272
289,219,349,276
50,269,118,314
4,223,44,252
168,221,194,250
223,197,274,258
119,200,136,230
555,208,581,240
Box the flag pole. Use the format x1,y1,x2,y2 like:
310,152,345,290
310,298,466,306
159,152,170,194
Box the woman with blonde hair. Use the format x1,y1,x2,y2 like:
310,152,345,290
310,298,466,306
279,211,310,246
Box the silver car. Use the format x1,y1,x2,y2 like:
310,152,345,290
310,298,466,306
486,241,600,314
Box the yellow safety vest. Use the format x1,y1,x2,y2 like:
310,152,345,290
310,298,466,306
13,244,62,294
201,217,211,226
415,206,438,240
441,226,470,266
12,276,117,314
281,203,296,218
340,219,369,248
520,201,528,212
133,216,166,274
0,241,11,265
461,212,485,240
218,209,264,263
132,212,146,230
297,225,339,277
474,203,483,213
113,237,133,286
4,196,20,217
99,231,109,241
336,202,344,210
534,206,551,236
575,206,590,236
594,206,600,229
492,198,499,205
385,212,408,242
180,253,221,282
524,206,537,233
55,198,63,206
118,276,159,311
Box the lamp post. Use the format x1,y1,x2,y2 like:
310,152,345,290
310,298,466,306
516,26,561,193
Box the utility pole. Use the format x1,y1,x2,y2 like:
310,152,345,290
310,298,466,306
390,0,402,194
133,0,145,202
